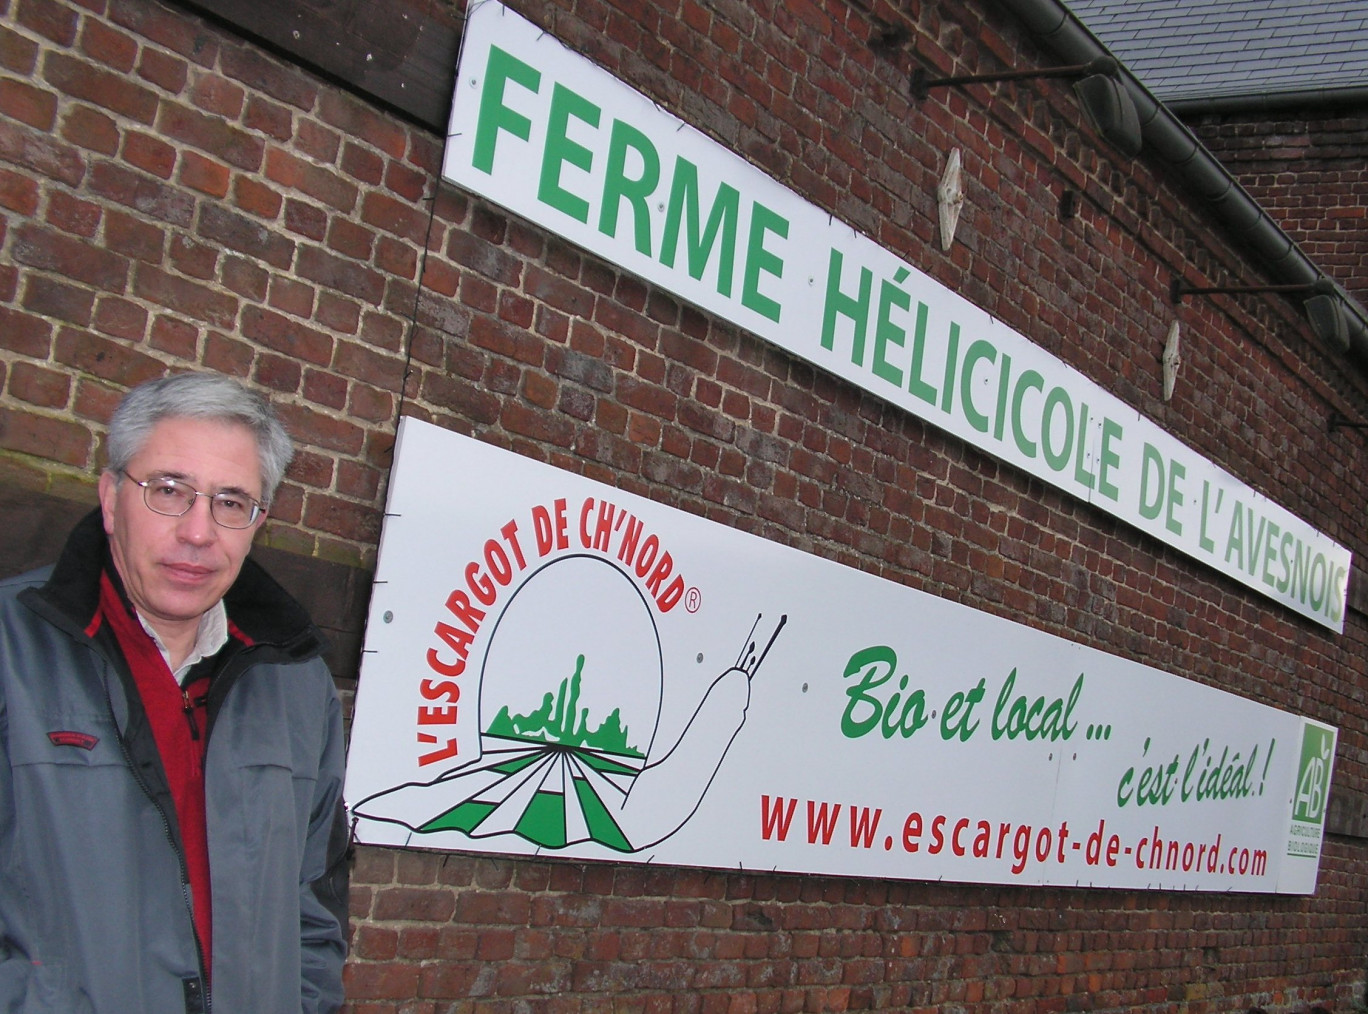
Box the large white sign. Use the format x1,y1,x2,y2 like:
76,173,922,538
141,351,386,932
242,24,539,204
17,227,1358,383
441,1,1351,631
347,419,1336,894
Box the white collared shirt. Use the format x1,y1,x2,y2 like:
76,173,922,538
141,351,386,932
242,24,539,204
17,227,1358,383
136,600,229,684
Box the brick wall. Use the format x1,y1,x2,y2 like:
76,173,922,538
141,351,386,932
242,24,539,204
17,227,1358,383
1187,105,1368,307
2,0,1368,1011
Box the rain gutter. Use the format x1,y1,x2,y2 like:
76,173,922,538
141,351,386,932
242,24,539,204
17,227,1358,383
1165,86,1368,117
992,0,1368,368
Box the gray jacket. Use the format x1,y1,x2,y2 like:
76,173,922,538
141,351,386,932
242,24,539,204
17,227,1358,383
0,511,348,1013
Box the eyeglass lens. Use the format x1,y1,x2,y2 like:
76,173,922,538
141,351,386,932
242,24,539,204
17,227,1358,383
142,478,258,528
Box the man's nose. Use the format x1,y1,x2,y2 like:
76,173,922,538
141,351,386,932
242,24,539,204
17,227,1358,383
176,493,219,542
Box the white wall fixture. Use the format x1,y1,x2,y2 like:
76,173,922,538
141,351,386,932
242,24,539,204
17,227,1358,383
937,148,965,252
1163,320,1181,401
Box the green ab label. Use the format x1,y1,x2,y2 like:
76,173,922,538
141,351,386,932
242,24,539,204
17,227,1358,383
1293,725,1334,825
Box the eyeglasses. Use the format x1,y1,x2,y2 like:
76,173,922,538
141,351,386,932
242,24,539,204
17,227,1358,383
122,472,265,529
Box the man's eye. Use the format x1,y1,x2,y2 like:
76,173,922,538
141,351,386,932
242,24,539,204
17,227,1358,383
150,481,184,499
216,495,245,512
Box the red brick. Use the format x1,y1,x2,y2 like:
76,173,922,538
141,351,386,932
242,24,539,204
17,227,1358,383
79,18,137,73
316,89,405,158
43,51,158,123
198,202,294,268
284,197,327,240
59,104,119,155
22,275,95,326
295,245,384,303
339,141,383,185
265,147,357,212
346,382,393,424
221,255,268,300
122,130,176,178
0,120,86,187
108,0,218,65
302,368,345,410
253,352,302,394
136,46,186,93
0,25,40,75
0,306,53,356
294,118,339,163
360,190,427,243
132,263,238,327
168,233,218,280
276,402,363,454
315,291,359,334
189,71,243,118
56,327,165,386
267,275,314,318
383,159,427,202
46,191,101,237
0,78,57,130
240,305,332,366
233,175,282,219
0,405,91,466
93,294,149,341
243,94,292,141
101,210,163,264
333,340,404,392
202,329,253,377
15,0,78,46
157,100,264,170
0,166,39,214
326,217,374,260
89,161,195,226
178,149,229,196
8,360,70,408
374,235,417,280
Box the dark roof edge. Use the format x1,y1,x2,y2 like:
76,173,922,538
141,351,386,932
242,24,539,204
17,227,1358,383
1166,85,1368,116
991,0,1368,367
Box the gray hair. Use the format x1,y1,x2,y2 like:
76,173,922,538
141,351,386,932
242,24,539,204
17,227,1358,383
106,373,294,503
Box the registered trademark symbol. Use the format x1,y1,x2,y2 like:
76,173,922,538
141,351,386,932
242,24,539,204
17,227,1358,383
685,586,701,612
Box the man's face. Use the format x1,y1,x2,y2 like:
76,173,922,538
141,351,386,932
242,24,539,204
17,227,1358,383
98,416,265,642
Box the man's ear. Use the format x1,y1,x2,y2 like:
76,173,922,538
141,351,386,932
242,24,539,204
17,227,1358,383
97,470,118,535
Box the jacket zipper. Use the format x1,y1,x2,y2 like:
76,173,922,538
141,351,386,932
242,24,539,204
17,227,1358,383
99,659,212,1011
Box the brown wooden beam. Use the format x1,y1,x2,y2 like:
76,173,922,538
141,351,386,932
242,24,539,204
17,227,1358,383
171,0,463,131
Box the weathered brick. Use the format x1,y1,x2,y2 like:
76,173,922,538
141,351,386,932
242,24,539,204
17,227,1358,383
59,103,119,154
0,405,91,465
177,149,229,197
0,306,53,356
198,201,295,268
0,24,40,75
132,262,238,326
157,99,264,170
55,326,165,385
0,120,87,186
0,165,39,214
43,51,158,123
0,77,57,130
240,304,332,366
295,244,384,303
22,274,96,326
265,147,357,212
122,130,176,178
79,17,137,73
9,360,70,408
15,0,78,46
89,160,195,226
136,46,186,93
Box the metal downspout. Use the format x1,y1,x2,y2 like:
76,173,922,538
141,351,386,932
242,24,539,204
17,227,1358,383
992,0,1368,366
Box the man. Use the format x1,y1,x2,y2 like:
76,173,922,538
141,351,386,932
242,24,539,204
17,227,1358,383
0,372,348,1012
